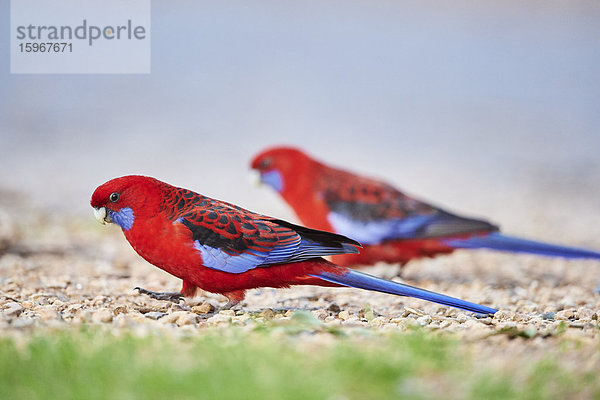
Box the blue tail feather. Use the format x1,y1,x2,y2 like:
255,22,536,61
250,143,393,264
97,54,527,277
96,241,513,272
310,269,497,315
443,232,600,260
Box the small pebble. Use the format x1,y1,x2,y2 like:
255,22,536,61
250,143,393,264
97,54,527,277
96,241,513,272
327,303,341,313
2,302,23,317
113,306,128,316
175,313,199,326
338,310,351,321
30,294,50,305
456,314,468,323
52,299,65,308
577,308,597,321
261,308,276,320
493,310,516,320
145,312,167,320
35,306,60,321
191,302,215,314
439,320,452,329
312,309,328,320
542,312,555,320
556,309,575,321
161,311,188,325
21,300,34,309
206,313,233,326
370,316,387,327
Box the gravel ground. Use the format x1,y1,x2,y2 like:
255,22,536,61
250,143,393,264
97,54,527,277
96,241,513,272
0,195,599,373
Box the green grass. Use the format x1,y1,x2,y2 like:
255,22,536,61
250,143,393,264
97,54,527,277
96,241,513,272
0,313,597,400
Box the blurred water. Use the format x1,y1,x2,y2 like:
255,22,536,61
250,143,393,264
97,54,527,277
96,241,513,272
1,0,599,240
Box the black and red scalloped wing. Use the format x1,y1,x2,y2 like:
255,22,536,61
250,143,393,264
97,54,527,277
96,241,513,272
316,168,496,244
162,187,359,273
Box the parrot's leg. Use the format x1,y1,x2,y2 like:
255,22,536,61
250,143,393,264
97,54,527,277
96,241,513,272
221,290,245,310
134,287,184,302
181,280,198,297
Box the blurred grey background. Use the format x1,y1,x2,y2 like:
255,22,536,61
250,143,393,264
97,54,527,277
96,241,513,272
1,1,599,243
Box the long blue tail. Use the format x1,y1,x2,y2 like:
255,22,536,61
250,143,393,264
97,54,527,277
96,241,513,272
443,232,600,260
310,269,497,315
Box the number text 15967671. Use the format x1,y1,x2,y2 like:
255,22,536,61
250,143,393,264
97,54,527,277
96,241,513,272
19,43,73,52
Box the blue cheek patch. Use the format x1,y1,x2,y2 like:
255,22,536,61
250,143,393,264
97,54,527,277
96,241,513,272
109,207,135,231
261,170,283,193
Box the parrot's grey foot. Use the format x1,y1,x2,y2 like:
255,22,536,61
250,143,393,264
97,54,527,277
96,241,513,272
135,287,184,303
221,299,241,310
221,290,244,311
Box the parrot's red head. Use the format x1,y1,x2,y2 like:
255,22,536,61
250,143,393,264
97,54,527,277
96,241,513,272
91,175,164,231
250,146,318,194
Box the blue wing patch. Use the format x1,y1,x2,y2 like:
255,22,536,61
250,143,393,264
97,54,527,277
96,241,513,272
327,211,435,244
193,236,359,274
194,241,267,273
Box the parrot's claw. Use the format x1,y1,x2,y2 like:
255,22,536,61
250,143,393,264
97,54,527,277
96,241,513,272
134,287,184,303
220,299,242,311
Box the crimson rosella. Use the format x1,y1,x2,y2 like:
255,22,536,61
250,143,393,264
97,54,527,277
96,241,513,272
251,146,600,267
91,175,497,315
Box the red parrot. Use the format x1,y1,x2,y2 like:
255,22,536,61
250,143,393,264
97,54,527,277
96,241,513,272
250,146,600,267
90,175,496,315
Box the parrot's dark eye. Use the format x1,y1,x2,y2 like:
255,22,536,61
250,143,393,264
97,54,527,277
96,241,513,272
259,158,272,169
109,192,120,203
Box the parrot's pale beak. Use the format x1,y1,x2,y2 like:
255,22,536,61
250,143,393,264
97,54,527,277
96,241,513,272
249,170,263,187
93,207,108,225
